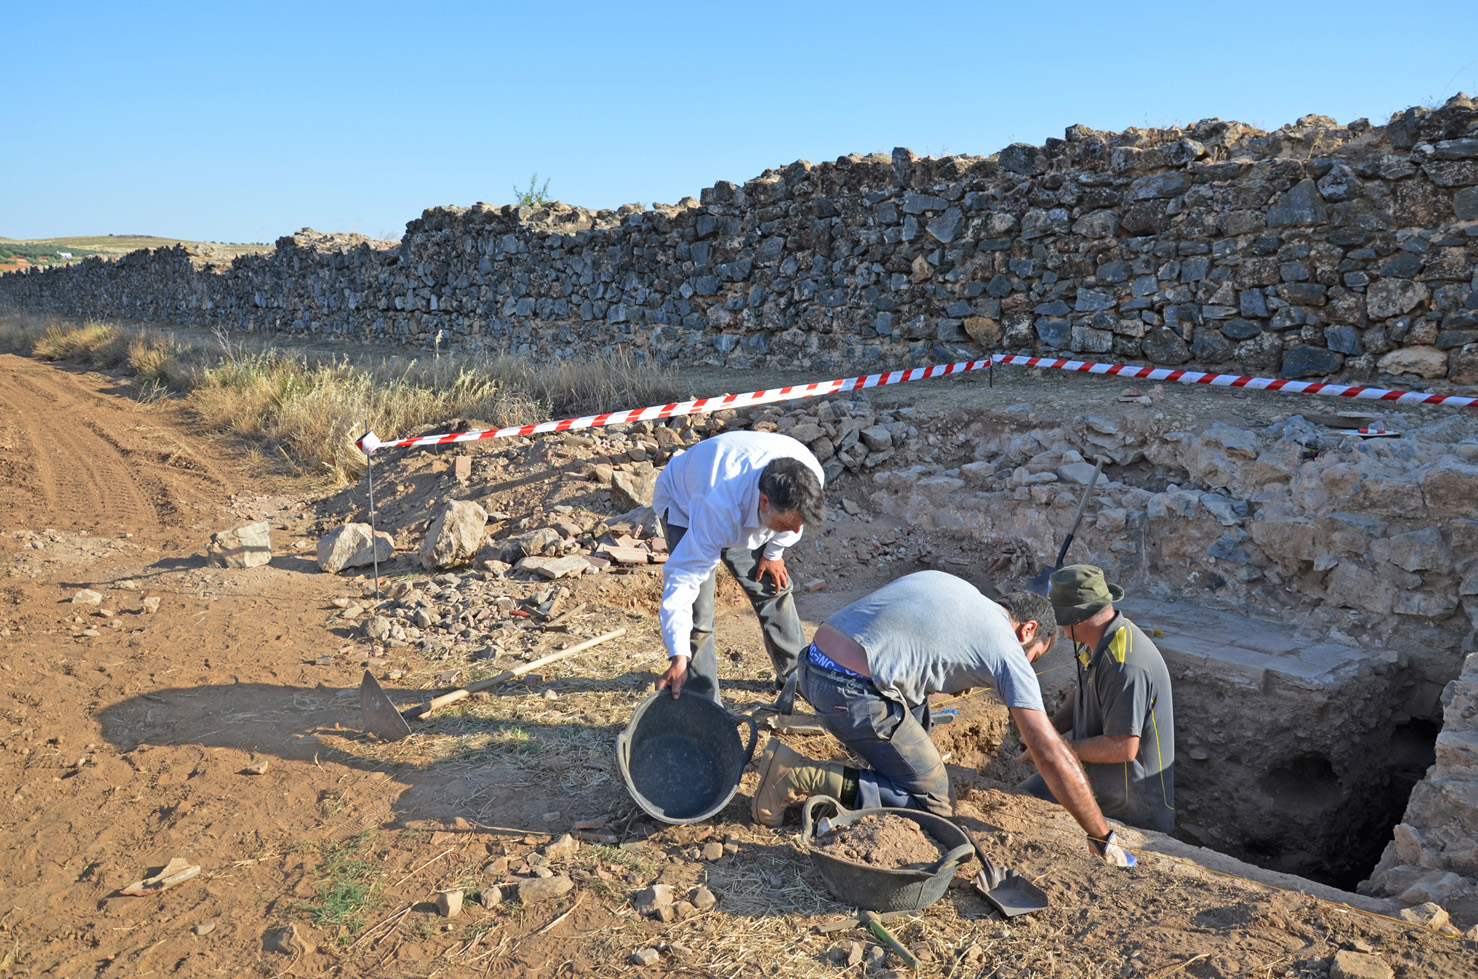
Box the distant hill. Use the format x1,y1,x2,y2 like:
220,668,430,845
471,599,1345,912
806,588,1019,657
0,234,272,270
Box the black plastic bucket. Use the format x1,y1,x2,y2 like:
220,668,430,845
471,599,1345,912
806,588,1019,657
617,692,758,824
801,796,976,911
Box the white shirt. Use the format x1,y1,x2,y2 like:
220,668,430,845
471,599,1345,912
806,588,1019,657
651,430,824,659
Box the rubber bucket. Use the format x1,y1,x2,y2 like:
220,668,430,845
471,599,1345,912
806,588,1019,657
617,692,759,824
800,796,976,911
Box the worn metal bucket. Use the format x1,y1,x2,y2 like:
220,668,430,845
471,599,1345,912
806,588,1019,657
617,692,759,824
801,796,975,911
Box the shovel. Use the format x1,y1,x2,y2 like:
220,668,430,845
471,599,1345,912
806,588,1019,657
1027,455,1105,596
962,827,1049,918
359,628,625,741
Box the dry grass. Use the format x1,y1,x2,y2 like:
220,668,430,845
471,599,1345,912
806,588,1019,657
0,314,685,486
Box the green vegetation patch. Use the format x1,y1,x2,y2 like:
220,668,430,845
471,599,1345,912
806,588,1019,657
293,835,384,940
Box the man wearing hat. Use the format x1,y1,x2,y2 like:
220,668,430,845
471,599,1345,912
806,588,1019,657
1019,565,1176,834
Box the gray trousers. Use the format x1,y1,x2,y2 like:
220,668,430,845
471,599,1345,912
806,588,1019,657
661,516,806,704
799,655,952,816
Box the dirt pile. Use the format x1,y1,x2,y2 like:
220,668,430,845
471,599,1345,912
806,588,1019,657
815,813,948,869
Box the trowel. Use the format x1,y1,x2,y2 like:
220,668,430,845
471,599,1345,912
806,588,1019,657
1027,456,1105,596
962,827,1049,918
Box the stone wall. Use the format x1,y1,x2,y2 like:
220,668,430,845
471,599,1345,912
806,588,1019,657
3,98,1478,384
1363,652,1478,910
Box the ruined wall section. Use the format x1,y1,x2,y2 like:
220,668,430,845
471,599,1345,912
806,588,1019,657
3,98,1478,384
1363,652,1478,909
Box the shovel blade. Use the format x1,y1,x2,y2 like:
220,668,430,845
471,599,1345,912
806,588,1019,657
1027,565,1058,597
972,870,1049,917
359,670,413,742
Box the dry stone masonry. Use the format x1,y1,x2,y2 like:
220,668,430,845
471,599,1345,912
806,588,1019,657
4,98,1478,386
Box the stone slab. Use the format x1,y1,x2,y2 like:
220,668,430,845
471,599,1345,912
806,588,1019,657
1129,598,1370,686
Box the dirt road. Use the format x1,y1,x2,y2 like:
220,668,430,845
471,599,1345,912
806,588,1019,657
1,354,1473,978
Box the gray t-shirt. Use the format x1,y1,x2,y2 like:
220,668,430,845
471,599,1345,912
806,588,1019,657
824,571,1046,713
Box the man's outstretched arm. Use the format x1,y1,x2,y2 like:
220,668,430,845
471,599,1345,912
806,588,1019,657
1012,706,1135,866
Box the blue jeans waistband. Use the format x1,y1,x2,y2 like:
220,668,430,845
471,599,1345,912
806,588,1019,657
807,640,866,679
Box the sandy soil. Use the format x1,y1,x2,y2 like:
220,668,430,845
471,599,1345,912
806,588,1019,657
1,352,1475,978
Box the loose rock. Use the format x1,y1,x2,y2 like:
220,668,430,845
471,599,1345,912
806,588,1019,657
517,874,573,904
435,888,463,917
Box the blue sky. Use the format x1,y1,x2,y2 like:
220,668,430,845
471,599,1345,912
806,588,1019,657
5,1,1475,244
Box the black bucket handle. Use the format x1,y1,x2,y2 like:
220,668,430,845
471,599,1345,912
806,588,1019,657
801,794,850,841
735,710,759,767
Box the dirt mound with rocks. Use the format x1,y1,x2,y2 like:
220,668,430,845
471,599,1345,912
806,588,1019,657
815,813,949,870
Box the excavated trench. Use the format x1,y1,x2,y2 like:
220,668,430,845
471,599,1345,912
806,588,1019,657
1162,640,1439,890
838,398,1472,893
981,595,1448,892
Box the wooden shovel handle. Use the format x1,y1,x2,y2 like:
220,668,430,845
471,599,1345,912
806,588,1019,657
409,628,627,718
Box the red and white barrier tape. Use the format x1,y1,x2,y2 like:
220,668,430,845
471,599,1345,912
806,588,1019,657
356,353,1470,455
991,354,1478,407
356,359,989,454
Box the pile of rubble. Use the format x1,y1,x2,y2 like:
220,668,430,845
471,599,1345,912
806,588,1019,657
280,396,923,660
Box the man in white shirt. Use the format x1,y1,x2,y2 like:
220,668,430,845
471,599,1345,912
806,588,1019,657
651,430,825,703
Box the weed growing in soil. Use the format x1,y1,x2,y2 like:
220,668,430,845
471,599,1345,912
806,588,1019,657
585,844,663,875
293,834,384,940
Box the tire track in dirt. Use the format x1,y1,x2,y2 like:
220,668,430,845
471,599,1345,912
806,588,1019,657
0,356,236,535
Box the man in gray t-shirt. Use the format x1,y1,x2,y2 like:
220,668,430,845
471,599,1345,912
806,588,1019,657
751,571,1137,866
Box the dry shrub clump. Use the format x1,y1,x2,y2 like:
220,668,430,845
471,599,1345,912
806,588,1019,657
191,354,551,481
0,314,684,486
36,321,130,366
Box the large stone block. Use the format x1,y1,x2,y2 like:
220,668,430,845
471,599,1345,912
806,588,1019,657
1421,461,1478,517
419,499,488,570
1324,559,1396,615
1367,279,1430,320
1377,346,1448,378
1280,346,1343,378
1442,342,1478,385
1141,328,1190,364
207,521,272,569
1266,178,1329,226
317,523,394,573
611,468,658,510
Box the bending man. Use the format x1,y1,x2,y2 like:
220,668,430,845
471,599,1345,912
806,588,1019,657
652,430,825,704
751,570,1135,865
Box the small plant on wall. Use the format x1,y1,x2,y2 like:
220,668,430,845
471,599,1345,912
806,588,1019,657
513,173,552,206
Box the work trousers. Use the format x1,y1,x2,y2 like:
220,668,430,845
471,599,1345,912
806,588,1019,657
660,517,806,705
799,657,952,817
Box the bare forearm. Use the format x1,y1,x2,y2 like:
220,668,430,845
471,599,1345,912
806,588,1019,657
1034,742,1111,840
1013,707,1110,840
1066,734,1139,765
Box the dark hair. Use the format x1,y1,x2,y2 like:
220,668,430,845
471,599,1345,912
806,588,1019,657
758,457,825,530
999,591,1057,654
